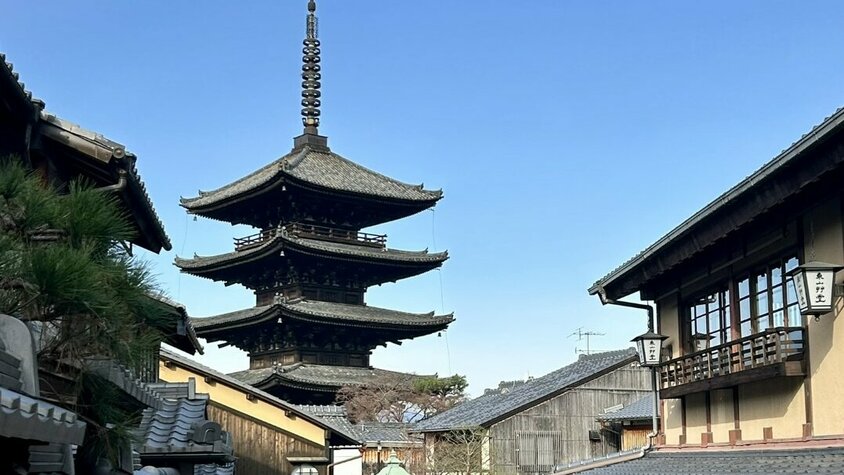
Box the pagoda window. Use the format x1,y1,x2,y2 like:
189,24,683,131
684,253,799,352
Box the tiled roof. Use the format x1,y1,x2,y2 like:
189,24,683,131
136,396,233,457
590,106,844,298
38,113,172,252
413,349,639,432
0,314,87,447
0,386,87,445
193,299,453,332
0,54,171,253
175,229,447,271
181,145,442,211
158,349,361,444
297,405,419,445
597,394,654,423
86,359,164,410
566,447,844,474
193,464,236,475
0,52,38,112
230,364,418,389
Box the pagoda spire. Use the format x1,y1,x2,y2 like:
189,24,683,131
301,0,321,135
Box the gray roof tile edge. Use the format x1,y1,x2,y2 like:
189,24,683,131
0,386,87,445
0,53,37,107
85,359,164,410
158,348,362,443
589,106,844,296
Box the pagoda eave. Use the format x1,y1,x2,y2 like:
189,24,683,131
180,145,443,229
230,364,430,392
175,231,447,286
194,300,454,344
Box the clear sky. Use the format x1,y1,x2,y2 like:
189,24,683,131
5,0,844,395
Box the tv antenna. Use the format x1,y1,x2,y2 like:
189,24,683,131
568,327,605,355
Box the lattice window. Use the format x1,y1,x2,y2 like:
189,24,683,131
515,431,562,474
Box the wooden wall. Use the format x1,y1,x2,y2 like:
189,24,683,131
207,403,327,475
620,426,650,451
488,363,650,475
362,447,425,475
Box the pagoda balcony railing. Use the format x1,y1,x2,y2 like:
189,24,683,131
234,223,387,251
659,327,806,399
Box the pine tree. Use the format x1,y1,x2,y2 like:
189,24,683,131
0,156,168,468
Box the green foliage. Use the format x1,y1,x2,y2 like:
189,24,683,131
339,373,468,423
0,157,167,466
413,374,468,395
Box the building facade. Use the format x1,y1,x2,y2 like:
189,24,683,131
415,350,651,475
158,349,361,475
589,106,844,452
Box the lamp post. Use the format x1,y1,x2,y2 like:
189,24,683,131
788,261,844,317
631,330,668,438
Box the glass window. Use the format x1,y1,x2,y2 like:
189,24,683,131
687,253,799,350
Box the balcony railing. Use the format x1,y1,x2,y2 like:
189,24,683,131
659,327,806,399
233,229,278,251
234,223,386,251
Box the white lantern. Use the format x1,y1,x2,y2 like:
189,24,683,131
631,330,668,367
788,261,843,316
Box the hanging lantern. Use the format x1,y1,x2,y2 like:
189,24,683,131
788,261,844,316
631,330,668,367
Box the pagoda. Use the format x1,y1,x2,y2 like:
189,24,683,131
177,0,453,405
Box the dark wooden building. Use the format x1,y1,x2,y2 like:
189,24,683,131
177,0,452,405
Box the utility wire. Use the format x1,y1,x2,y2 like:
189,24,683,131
431,208,452,374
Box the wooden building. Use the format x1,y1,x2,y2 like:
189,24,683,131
595,395,655,452
576,105,844,472
159,349,361,475
176,0,452,405
0,52,204,474
0,53,170,254
413,350,651,475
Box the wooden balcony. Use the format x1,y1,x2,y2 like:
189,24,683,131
234,223,387,251
659,327,806,399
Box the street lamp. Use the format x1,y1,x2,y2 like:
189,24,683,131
788,261,844,317
631,329,667,441
631,330,668,367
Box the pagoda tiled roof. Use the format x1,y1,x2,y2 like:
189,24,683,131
175,228,447,272
229,364,420,390
181,145,442,211
193,299,453,332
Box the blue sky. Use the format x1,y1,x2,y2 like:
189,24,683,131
5,1,844,395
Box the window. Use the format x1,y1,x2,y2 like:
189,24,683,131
686,254,799,350
689,288,730,348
